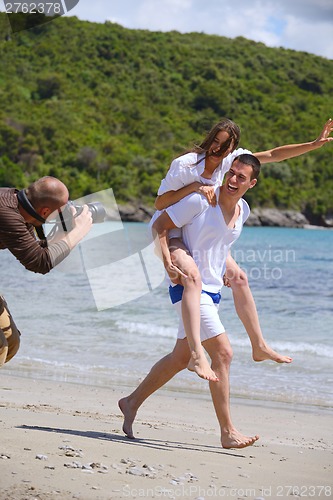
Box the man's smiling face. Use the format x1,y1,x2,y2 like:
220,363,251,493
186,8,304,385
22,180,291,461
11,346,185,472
223,159,257,199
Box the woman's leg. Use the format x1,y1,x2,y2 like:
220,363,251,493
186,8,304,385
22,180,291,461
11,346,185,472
170,238,218,381
225,255,292,363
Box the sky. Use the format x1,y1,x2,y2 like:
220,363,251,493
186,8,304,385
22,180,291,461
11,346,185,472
58,0,333,59
0,0,332,59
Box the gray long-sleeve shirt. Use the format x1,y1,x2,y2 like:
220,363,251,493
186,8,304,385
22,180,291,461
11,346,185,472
0,188,70,274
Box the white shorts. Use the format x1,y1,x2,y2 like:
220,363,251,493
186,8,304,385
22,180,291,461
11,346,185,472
168,227,182,240
174,292,225,342
149,211,182,240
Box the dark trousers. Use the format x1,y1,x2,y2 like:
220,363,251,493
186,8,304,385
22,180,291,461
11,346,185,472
0,296,21,367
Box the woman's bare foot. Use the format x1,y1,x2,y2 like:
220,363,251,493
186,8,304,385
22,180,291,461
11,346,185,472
187,350,219,381
118,397,136,439
252,344,292,364
221,428,259,449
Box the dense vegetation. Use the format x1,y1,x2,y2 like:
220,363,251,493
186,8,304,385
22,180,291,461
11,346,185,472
1,13,333,217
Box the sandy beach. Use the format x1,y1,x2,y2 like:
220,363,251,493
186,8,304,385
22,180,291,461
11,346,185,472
1,373,332,500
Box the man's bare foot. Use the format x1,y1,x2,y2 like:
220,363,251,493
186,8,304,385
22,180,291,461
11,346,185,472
118,397,136,439
187,351,219,382
252,344,292,364
221,428,259,449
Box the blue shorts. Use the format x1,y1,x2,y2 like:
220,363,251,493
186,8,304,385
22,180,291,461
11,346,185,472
169,285,225,342
169,284,221,304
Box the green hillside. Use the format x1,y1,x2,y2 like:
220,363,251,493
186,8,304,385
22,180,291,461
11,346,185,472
1,13,333,218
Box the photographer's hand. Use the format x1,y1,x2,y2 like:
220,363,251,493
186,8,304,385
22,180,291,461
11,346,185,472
65,205,93,250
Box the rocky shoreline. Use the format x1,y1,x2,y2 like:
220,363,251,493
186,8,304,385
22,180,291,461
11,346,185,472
118,203,333,228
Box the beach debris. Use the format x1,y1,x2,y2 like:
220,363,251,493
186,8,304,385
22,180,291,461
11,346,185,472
0,453,11,459
127,465,156,478
120,457,136,465
58,445,83,457
82,464,94,474
35,454,48,460
64,461,82,469
44,465,55,470
65,450,83,457
143,464,156,473
119,458,164,478
64,461,108,473
127,466,147,476
170,472,199,485
86,462,108,472
98,469,109,474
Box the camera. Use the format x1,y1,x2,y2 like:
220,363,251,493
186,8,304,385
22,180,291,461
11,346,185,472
58,201,106,232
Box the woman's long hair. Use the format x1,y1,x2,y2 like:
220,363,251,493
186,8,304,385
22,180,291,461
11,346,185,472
193,118,241,159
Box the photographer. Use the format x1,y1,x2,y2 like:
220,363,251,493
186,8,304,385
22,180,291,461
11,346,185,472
0,176,93,367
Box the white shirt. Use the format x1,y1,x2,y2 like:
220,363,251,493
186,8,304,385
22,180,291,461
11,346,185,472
157,148,252,195
153,148,251,239
166,189,250,292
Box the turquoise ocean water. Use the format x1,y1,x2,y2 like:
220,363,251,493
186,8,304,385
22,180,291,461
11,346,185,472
1,223,333,409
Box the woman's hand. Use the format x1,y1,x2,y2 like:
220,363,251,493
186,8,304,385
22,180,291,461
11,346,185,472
196,184,217,206
165,262,188,285
314,118,333,146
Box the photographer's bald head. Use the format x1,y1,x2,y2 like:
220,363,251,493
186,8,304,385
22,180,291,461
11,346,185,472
17,176,69,226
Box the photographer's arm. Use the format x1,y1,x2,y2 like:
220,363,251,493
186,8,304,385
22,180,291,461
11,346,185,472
46,205,92,268
255,118,333,164
0,205,92,274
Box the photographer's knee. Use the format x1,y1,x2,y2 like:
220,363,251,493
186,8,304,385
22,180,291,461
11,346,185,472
0,330,8,367
6,332,20,363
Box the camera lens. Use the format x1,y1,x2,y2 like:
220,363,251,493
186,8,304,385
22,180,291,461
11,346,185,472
87,202,106,223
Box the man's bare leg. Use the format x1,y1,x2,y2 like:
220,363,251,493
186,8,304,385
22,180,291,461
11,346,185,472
171,239,218,381
118,339,190,439
203,334,259,449
119,336,258,449
225,256,292,364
